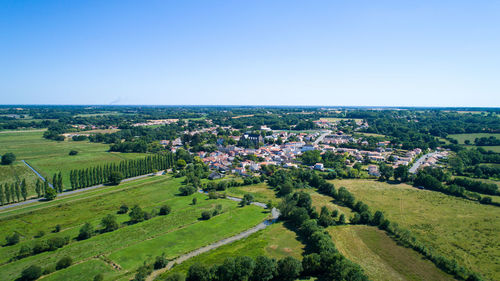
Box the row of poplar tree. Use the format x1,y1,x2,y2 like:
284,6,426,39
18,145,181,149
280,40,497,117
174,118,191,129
0,173,63,205
68,153,175,190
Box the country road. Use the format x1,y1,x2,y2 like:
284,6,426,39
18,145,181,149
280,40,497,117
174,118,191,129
0,165,163,211
313,130,331,145
146,193,280,281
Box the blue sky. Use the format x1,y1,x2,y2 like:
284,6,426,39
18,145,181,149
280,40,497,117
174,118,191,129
1,0,499,106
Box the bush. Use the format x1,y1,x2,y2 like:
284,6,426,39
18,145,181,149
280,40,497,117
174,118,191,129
43,264,56,275
179,185,196,196
1,152,16,165
5,232,20,246
56,256,72,270
21,265,42,281
47,236,69,251
18,245,32,258
118,204,129,214
34,230,45,238
32,240,49,254
78,222,94,240
129,205,145,223
93,273,104,281
44,187,57,201
68,150,78,156
54,224,61,233
192,198,197,205
159,205,171,216
208,191,218,199
101,214,119,232
108,171,123,185
154,254,167,269
201,211,212,220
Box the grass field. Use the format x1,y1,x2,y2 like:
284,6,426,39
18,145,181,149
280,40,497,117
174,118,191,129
162,222,304,279
328,225,454,281
225,182,280,204
329,179,500,280
0,130,146,188
448,133,500,145
0,175,269,280
0,162,39,197
42,259,120,281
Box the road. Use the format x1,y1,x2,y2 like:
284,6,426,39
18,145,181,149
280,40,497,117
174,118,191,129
409,151,438,174
0,167,163,211
313,130,331,145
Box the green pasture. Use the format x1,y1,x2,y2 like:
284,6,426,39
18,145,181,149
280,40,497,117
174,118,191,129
329,179,500,280
42,259,119,281
328,225,453,281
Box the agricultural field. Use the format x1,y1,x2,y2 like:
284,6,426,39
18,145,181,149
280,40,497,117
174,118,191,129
328,225,454,281
329,179,500,280
0,130,146,188
0,175,269,281
162,222,304,279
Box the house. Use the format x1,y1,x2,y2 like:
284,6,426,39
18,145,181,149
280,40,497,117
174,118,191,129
244,134,263,145
208,172,224,180
313,163,324,171
368,165,380,177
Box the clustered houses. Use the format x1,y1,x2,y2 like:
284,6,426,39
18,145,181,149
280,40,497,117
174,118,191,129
131,119,179,127
417,150,449,170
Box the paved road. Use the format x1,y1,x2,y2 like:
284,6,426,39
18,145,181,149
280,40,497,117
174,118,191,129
409,151,438,174
0,169,163,211
313,130,331,145
147,193,280,281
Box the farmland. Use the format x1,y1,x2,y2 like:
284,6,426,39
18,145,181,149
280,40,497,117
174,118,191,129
0,175,269,281
329,179,500,280
0,131,146,188
328,225,454,281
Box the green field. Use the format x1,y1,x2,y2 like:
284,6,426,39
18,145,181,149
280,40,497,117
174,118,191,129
0,162,39,197
0,175,269,280
225,182,280,205
162,222,304,279
448,133,500,145
328,225,453,281
329,179,500,280
0,131,146,188
42,259,120,281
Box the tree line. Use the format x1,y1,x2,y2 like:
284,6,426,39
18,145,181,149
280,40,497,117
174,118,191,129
69,153,175,189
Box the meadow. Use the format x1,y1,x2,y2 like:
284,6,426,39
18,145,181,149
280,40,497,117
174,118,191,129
0,175,269,281
162,222,304,279
329,179,500,280
447,133,500,153
328,225,454,281
0,162,39,197
0,130,146,188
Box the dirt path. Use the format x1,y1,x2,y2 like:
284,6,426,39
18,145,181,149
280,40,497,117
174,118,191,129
146,206,279,281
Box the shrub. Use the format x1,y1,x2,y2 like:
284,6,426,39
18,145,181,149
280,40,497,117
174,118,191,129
47,236,69,251
154,254,167,269
118,204,129,214
1,152,16,165
201,211,212,220
179,185,196,196
54,224,61,233
34,230,45,238
78,222,94,240
56,256,72,270
192,198,197,205
101,214,119,232
44,187,57,201
43,264,56,275
129,205,145,223
18,245,32,258
5,232,20,246
68,150,78,156
208,191,218,199
159,205,171,216
21,265,42,281
32,240,49,254
93,273,104,281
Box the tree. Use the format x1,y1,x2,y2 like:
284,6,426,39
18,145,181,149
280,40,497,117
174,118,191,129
201,210,212,220
69,150,78,156
0,184,4,205
338,214,346,225
35,179,42,198
56,256,72,270
108,171,123,185
101,214,119,232
277,256,302,281
234,256,255,281
15,182,21,202
21,265,42,281
1,152,16,165
179,185,196,196
159,205,171,215
78,222,94,240
118,204,129,214
379,163,393,181
129,205,145,223
44,186,57,201
394,165,409,182
21,179,27,201
302,253,321,276
192,197,197,205
186,263,210,281
240,194,254,206
6,232,20,246
154,254,167,269
301,150,321,166
251,256,277,281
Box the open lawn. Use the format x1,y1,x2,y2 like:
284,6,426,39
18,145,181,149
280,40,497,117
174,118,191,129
0,175,269,280
0,130,146,187
329,179,500,280
162,222,304,279
328,225,454,281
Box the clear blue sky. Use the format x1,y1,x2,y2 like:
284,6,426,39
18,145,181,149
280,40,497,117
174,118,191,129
1,0,499,106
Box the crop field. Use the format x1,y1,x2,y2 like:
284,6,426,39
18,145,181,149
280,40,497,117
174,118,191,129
328,225,453,281
0,131,146,187
162,222,304,279
0,175,269,281
329,179,500,280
